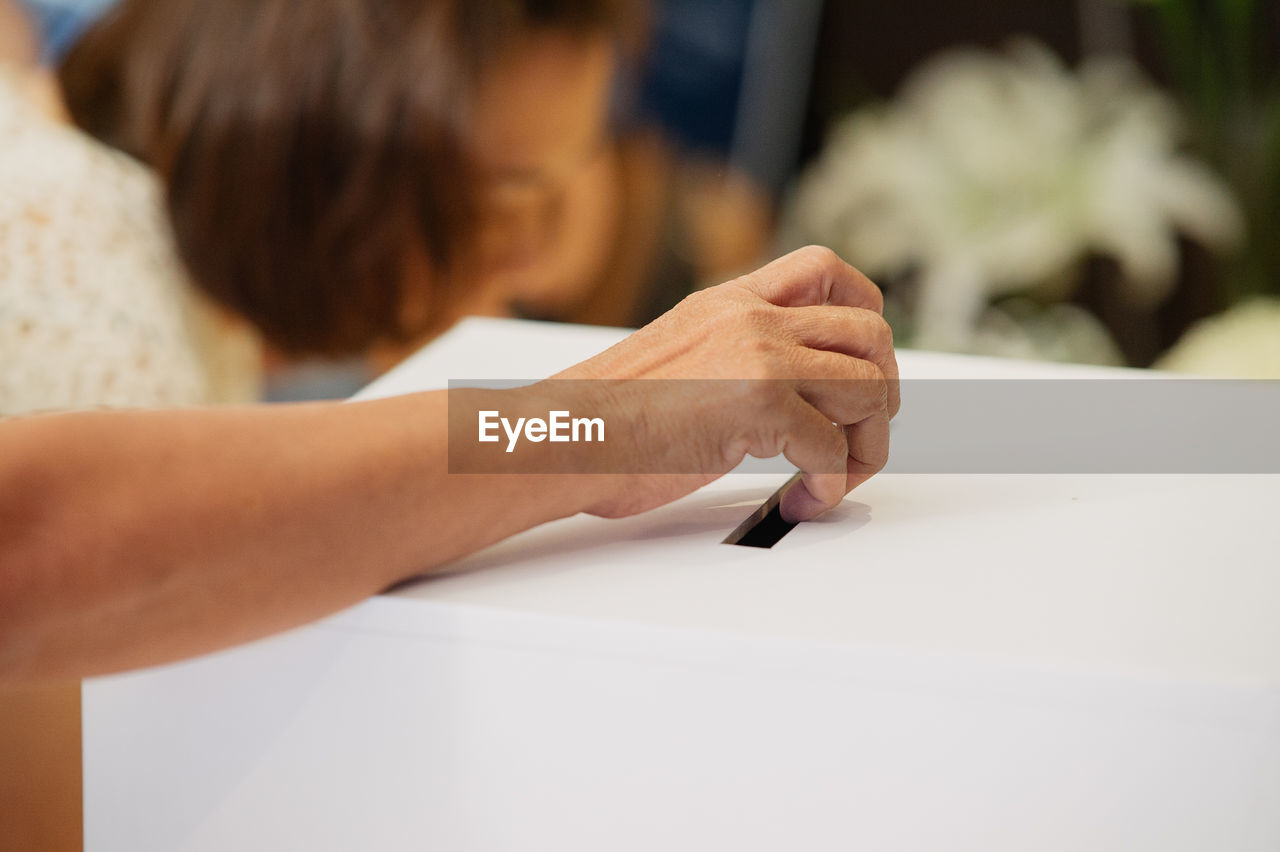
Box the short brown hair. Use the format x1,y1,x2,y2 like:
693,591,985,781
62,0,636,356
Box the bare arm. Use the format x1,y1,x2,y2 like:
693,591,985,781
0,247,898,686
0,392,610,683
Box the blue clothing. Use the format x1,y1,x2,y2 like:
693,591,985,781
19,0,119,64
639,0,822,193
641,0,756,157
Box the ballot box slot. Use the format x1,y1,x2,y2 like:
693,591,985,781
724,503,796,548
723,474,799,549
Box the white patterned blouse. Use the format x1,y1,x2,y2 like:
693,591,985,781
0,68,261,416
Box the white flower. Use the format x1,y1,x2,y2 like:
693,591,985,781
1156,299,1280,379
970,300,1126,366
783,40,1244,352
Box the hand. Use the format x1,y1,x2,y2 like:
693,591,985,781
556,246,899,522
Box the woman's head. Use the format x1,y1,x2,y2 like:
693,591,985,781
62,0,636,356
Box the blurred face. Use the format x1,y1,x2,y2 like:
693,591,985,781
466,31,620,315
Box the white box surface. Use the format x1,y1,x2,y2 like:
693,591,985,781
85,318,1280,851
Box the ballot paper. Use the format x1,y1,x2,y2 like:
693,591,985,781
85,318,1280,852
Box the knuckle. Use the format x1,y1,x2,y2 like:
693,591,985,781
872,376,890,412
742,422,784,459
863,313,894,356
866,280,886,314
850,359,887,402
714,292,774,336
740,298,778,332
799,244,841,269
877,315,895,349
679,285,718,310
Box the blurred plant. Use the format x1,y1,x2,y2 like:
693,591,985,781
783,40,1243,358
1156,297,1280,377
1130,0,1280,305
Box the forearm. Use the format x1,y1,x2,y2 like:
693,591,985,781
0,247,898,685
0,391,602,684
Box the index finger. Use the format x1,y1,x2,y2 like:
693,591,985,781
735,246,884,314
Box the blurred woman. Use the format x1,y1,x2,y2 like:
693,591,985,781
60,0,643,361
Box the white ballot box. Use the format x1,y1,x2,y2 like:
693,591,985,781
84,318,1280,851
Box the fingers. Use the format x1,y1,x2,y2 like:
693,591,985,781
775,398,892,525
845,412,892,493
791,351,889,426
729,246,898,418
750,394,849,520
735,246,885,313
780,477,836,525
785,306,901,418
564,246,897,526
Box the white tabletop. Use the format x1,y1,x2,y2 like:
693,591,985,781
84,317,1280,852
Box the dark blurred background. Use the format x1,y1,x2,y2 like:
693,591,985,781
635,0,1279,371
799,0,1279,366
22,0,1279,381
